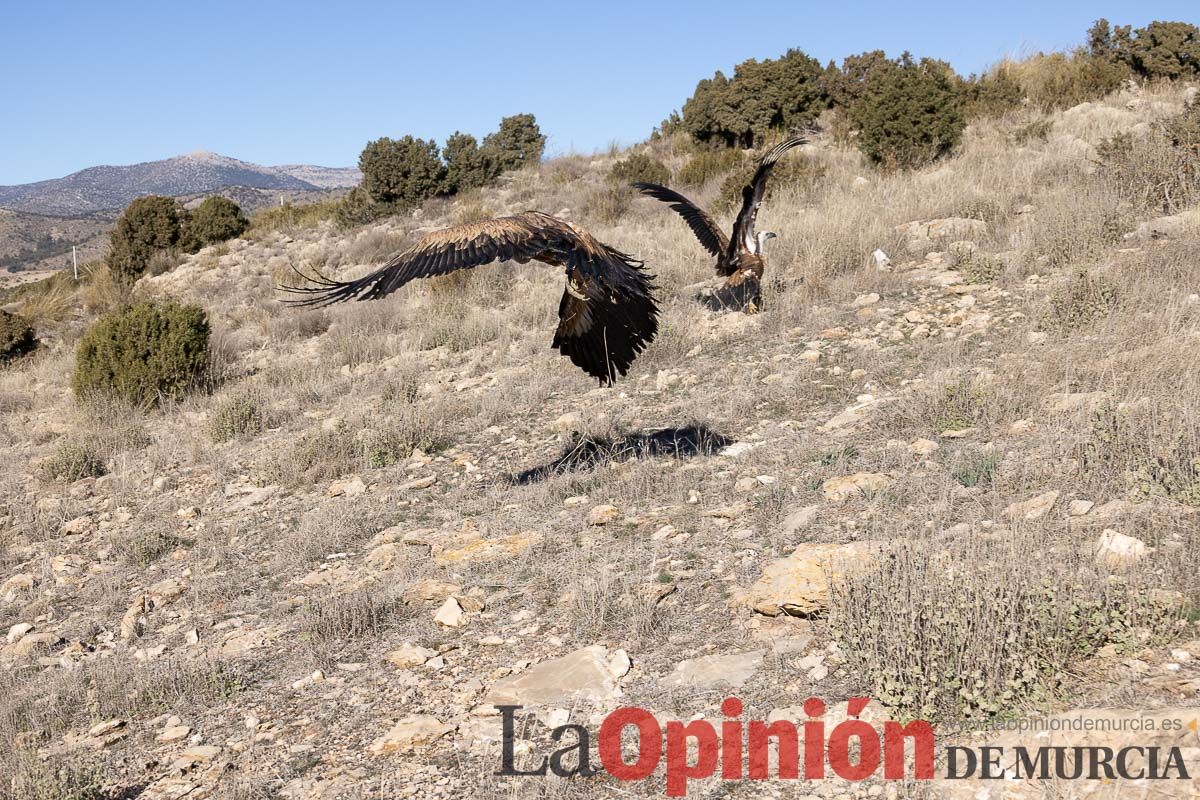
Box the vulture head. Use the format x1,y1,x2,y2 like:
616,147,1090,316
755,231,778,253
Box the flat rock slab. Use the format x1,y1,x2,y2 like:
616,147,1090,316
369,715,453,755
661,650,765,690
481,645,629,708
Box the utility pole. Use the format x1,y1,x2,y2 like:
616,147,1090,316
73,246,78,280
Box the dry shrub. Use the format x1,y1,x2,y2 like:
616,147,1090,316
1043,269,1119,330
1078,400,1200,506
208,388,275,443
269,411,448,486
16,281,72,329
580,185,632,225
43,441,107,482
676,148,745,186
0,751,106,800
1005,51,1131,112
832,531,1179,721
1097,104,1200,214
1019,184,1130,270
111,528,185,566
300,588,407,666
893,373,1034,436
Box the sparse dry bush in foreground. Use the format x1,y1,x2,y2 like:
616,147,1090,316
1097,103,1200,214
208,388,275,443
42,440,107,482
832,530,1179,721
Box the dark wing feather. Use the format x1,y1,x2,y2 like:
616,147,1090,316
727,134,808,261
631,182,729,259
552,242,659,385
279,211,658,384
279,214,550,307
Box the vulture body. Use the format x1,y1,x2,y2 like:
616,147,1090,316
281,212,658,385
633,134,807,312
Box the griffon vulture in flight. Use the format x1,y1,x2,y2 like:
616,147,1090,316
281,212,659,385
632,134,808,311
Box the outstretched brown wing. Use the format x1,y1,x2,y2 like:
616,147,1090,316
631,182,729,259
727,134,808,261
280,211,658,384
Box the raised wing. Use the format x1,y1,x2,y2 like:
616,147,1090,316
279,211,658,385
727,134,808,260
631,182,729,259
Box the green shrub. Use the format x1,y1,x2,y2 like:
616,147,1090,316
359,135,446,206
44,441,107,481
72,301,210,408
607,152,670,185
823,50,893,109
442,131,499,193
332,186,385,229
0,309,36,363
1091,18,1200,79
248,199,342,236
680,48,827,148
480,113,546,171
676,148,745,186
208,390,272,442
951,451,1002,487
961,68,1025,119
107,196,183,284
850,54,965,169
181,196,248,253
1080,402,1200,506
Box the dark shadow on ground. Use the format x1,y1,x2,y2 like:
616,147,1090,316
510,424,735,485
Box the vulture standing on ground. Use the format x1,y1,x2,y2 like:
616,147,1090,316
632,134,808,311
280,212,659,385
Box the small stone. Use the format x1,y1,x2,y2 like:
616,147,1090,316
1095,529,1148,567
1068,499,1095,516
182,745,222,763
369,716,453,755
327,477,367,498
1004,490,1059,521
852,293,881,308
434,597,466,628
822,473,892,503
89,719,126,738
6,622,33,643
387,643,437,668
587,505,620,526
157,725,191,743
908,438,939,458
401,475,437,491
553,412,581,432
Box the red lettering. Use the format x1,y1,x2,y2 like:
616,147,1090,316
599,707,661,781
665,719,719,797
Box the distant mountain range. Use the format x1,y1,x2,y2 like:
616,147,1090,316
0,151,360,217
0,152,360,274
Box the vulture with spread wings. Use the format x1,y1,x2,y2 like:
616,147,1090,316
632,134,807,311
280,212,659,385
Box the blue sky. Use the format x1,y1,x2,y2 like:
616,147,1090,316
1,1,1195,184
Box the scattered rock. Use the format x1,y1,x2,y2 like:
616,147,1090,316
661,650,764,690
822,472,891,503
369,716,453,755
1095,529,1148,567
433,597,466,628
481,645,630,708
738,541,882,616
587,505,620,525
386,643,437,669
1004,490,1059,521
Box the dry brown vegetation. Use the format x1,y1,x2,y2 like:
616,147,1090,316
1,80,1200,798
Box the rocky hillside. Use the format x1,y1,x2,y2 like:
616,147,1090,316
1,83,1199,799
0,151,356,216
272,165,362,190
